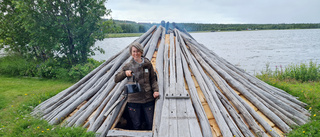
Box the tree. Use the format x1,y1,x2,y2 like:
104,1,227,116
0,0,115,66
0,0,33,58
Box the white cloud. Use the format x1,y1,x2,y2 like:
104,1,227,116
105,0,320,23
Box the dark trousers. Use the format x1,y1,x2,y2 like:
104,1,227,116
127,101,154,130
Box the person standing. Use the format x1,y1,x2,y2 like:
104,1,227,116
115,42,159,130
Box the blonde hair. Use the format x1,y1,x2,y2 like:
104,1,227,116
129,42,143,55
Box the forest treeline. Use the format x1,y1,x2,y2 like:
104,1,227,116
112,20,320,33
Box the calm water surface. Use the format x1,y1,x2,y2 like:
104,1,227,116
93,29,320,75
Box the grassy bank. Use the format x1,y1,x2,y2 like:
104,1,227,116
0,75,95,137
256,61,320,136
0,55,103,82
256,76,320,136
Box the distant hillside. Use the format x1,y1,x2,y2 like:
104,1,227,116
105,19,320,33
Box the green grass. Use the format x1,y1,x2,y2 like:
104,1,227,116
261,61,320,82
257,62,320,137
106,33,143,38
0,75,95,137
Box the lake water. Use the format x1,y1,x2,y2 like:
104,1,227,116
94,29,320,75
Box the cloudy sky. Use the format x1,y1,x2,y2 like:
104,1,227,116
105,0,320,24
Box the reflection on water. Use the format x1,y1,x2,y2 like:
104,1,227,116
93,29,320,75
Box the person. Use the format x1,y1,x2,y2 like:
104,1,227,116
115,42,159,130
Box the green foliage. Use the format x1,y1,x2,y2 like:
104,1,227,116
256,74,320,137
174,23,320,32
260,61,320,82
106,33,143,38
0,0,32,58
111,19,320,32
0,54,37,77
111,20,154,33
0,0,116,66
0,55,103,81
0,76,95,137
257,62,320,136
63,58,103,82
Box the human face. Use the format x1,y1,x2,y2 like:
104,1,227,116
131,46,142,61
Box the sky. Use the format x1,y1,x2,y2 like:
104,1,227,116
104,0,320,24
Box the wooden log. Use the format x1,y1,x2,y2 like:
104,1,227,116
87,80,127,132
190,53,244,137
48,49,131,125
181,35,278,137
175,31,203,137
175,31,192,137
73,79,116,127
177,29,233,137
157,43,170,137
216,89,256,137
195,46,309,125
205,49,310,122
136,25,157,44
84,85,117,129
41,81,89,119
184,36,291,134
246,87,301,126
238,78,308,125
42,60,116,119
168,32,178,137
185,34,308,109
180,45,213,137
65,82,110,127
153,27,166,136
96,95,127,137
32,46,126,114
145,26,163,60
189,39,306,132
42,60,118,121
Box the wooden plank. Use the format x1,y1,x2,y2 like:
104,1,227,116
107,130,152,137
273,127,284,137
153,27,166,137
168,32,178,137
157,40,170,137
157,96,170,137
177,29,233,137
180,44,213,137
203,103,214,119
185,95,203,137
217,90,255,137
175,34,192,137
209,119,222,137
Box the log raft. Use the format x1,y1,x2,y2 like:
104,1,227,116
32,25,310,137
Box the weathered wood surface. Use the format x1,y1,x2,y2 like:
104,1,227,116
32,25,310,137
107,130,152,137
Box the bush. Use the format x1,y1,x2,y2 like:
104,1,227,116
0,54,37,77
37,59,59,79
0,54,104,81
64,59,103,82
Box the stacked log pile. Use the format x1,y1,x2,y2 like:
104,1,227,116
32,26,310,137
